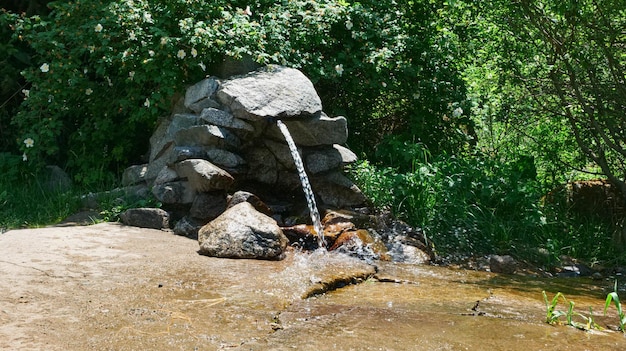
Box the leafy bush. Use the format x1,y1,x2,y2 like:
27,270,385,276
352,154,536,255
6,0,468,184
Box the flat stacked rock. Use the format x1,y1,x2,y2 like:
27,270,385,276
121,65,367,256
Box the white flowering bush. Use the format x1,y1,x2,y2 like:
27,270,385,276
10,0,467,184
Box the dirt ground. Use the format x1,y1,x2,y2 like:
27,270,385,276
2,222,625,350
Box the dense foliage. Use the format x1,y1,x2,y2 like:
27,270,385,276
1,0,625,264
2,0,467,184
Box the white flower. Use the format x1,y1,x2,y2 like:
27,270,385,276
381,81,387,87
85,88,93,95
176,50,186,59
40,63,49,73
144,98,150,108
95,23,103,32
452,107,463,118
123,49,131,58
160,37,168,45
143,12,153,23
22,153,27,161
129,71,135,80
129,31,137,41
148,50,155,57
24,138,34,148
198,62,206,71
22,89,29,99
244,5,252,16
345,20,353,30
334,64,344,76
191,47,198,58
83,68,88,74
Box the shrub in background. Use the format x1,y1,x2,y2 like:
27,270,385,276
6,0,468,184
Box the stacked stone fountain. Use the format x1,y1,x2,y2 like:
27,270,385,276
120,66,364,255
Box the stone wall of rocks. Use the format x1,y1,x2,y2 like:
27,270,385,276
121,65,366,241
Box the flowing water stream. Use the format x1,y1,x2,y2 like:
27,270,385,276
276,119,325,248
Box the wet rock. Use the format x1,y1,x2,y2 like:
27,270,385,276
175,159,234,192
329,229,389,261
489,255,518,274
198,202,288,260
386,243,431,264
556,264,594,278
120,208,169,230
216,66,322,121
190,191,227,221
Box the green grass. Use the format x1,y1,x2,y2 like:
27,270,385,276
348,157,626,267
0,176,83,232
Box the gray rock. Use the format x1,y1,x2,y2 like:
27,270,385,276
334,144,358,165
174,124,241,149
173,215,206,239
489,255,518,274
216,66,322,121
206,149,246,172
265,113,348,146
227,191,272,216
199,108,254,134
120,208,170,230
184,78,221,113
175,159,234,192
264,139,301,171
305,147,344,174
43,165,72,192
168,146,211,164
153,166,179,185
122,164,148,186
81,184,151,209
190,191,227,220
311,172,367,208
149,113,200,161
145,142,175,183
214,55,262,78
243,146,278,185
198,202,288,260
152,180,196,204
149,117,174,162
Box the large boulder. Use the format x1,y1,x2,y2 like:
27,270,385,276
216,66,322,121
198,202,288,260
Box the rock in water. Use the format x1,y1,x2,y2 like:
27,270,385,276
198,202,288,260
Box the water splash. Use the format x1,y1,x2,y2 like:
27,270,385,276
276,120,325,248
